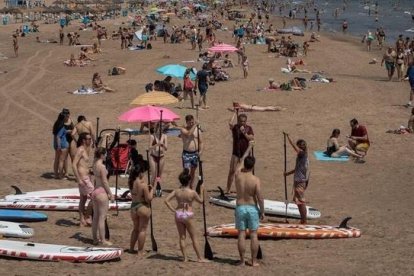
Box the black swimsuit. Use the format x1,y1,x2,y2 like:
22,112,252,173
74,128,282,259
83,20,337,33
325,145,337,157
64,122,74,144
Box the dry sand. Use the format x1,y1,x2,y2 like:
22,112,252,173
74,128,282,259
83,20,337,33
0,9,413,276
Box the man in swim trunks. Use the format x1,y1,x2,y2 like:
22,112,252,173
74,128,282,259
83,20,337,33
226,112,254,194
72,132,94,226
179,114,202,189
347,118,370,162
194,63,211,110
284,134,309,224
381,47,396,81
234,141,264,267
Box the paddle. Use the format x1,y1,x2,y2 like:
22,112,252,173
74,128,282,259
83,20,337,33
250,147,263,260
155,111,163,198
194,105,214,260
146,150,158,252
95,117,99,146
114,128,120,216
283,132,289,223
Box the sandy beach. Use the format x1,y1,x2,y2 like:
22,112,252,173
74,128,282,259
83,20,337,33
0,4,413,275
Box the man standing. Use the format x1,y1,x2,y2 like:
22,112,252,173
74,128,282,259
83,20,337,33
12,34,18,57
234,141,264,267
225,111,254,194
194,63,211,110
179,114,202,189
284,134,309,224
72,132,94,226
348,118,369,162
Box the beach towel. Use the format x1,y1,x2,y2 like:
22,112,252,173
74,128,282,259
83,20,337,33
74,44,93,48
313,151,349,162
63,60,89,67
69,87,102,95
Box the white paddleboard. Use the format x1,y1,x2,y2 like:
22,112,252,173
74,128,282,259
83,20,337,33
0,240,122,262
5,187,130,200
0,198,130,211
209,193,321,219
135,29,143,40
0,221,34,238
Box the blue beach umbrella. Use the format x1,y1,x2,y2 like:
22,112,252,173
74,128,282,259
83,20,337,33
156,64,196,80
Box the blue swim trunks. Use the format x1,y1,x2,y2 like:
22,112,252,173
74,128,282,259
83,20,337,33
235,205,259,231
182,150,199,169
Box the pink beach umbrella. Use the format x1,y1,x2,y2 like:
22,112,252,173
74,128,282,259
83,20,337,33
118,105,180,123
208,43,239,53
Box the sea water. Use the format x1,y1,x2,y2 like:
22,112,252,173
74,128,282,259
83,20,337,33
268,0,414,43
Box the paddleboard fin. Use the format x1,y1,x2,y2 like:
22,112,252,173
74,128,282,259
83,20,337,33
121,190,130,199
217,186,229,200
11,185,23,195
339,217,352,229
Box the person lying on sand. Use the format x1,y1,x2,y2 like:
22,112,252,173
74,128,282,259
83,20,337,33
64,53,88,67
36,36,58,43
229,102,286,112
386,107,414,134
79,48,95,61
92,72,115,92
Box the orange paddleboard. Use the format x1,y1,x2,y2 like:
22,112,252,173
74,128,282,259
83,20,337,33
207,217,361,239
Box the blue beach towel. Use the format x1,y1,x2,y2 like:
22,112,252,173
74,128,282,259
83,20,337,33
313,151,349,162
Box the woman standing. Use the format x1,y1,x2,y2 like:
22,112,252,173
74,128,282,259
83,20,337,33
92,147,114,245
395,48,406,81
148,123,167,187
52,111,69,179
129,159,152,257
180,68,195,109
164,169,208,262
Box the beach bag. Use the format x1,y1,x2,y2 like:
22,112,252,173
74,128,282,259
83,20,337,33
280,82,291,91
147,43,152,49
184,77,194,90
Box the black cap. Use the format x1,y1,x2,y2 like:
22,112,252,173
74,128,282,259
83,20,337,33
61,108,70,115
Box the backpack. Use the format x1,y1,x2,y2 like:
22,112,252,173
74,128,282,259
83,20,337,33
147,43,152,49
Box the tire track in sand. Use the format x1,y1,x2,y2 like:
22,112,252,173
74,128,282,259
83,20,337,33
0,49,55,124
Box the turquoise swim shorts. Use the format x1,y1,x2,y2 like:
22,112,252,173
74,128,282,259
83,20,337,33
235,205,259,231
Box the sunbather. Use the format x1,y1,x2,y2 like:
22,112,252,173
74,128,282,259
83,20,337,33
92,72,115,92
229,102,286,112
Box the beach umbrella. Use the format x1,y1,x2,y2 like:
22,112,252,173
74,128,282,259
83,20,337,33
130,91,178,106
208,43,238,53
156,64,196,80
118,105,179,123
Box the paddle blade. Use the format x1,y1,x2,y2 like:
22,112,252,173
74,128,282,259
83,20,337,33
151,233,158,252
204,239,214,260
105,219,110,240
155,181,162,197
257,245,263,260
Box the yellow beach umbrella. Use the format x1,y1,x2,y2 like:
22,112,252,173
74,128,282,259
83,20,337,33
130,91,178,106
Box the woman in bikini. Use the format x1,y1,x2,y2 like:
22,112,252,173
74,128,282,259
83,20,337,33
129,159,152,257
92,72,115,92
164,169,208,263
92,147,114,245
148,124,167,187
325,129,363,158
395,48,406,81
72,115,95,147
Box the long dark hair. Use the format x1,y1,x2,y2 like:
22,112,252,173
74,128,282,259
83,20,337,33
77,132,89,147
52,113,65,135
330,129,340,138
128,155,148,190
178,168,191,187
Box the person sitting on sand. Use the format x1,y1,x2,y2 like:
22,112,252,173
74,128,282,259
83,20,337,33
309,32,320,42
92,72,115,92
230,102,285,112
108,66,126,76
325,129,364,158
128,158,152,258
68,54,78,66
92,42,102,54
91,147,114,246
79,48,95,61
164,169,208,263
222,54,234,68
348,118,370,162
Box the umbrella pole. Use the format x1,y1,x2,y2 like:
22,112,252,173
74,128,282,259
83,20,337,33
155,110,163,197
